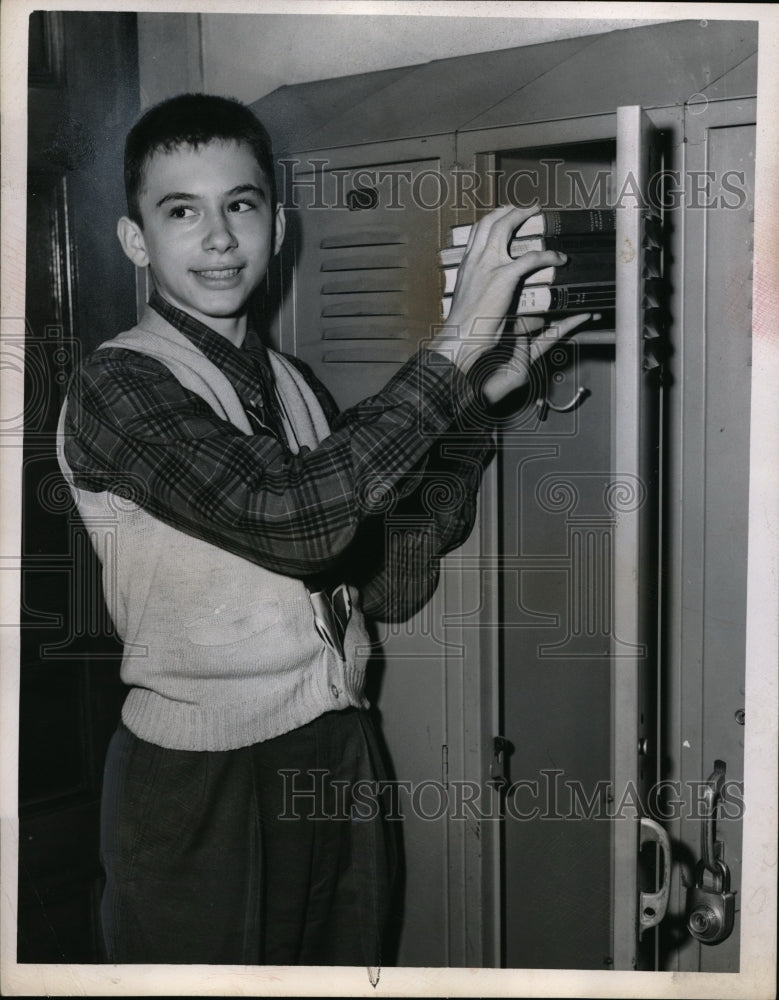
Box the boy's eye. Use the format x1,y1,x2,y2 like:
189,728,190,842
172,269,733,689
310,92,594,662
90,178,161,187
168,205,195,219
227,199,256,214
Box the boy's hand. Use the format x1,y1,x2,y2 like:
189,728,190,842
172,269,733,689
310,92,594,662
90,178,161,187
478,313,594,407
426,204,573,374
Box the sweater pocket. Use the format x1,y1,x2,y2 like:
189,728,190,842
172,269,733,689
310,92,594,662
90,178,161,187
183,598,280,647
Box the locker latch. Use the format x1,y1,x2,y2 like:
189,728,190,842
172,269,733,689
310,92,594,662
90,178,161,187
686,759,736,945
489,735,512,788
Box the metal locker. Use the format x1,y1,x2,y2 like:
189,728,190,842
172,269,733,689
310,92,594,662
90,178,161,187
250,21,760,972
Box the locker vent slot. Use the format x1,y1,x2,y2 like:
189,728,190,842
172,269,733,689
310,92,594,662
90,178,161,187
320,229,406,249
322,324,408,340
323,347,413,365
319,230,411,365
321,253,408,271
321,298,404,318
321,275,408,295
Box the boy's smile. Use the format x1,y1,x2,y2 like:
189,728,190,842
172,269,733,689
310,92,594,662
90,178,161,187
118,140,285,345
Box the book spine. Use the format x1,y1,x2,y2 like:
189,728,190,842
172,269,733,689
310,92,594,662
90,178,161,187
444,252,614,293
442,267,458,296
442,282,615,319
510,232,614,255
516,283,615,314
538,209,616,238
449,213,616,250
450,225,472,246
440,233,613,269
524,252,615,287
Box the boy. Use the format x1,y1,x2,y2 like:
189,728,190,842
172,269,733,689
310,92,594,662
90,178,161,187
57,93,589,966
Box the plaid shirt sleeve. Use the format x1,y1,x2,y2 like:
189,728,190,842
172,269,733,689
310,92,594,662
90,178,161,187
347,424,495,621
284,354,495,621
65,345,491,582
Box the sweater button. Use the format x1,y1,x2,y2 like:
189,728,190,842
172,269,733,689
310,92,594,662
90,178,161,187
331,684,341,699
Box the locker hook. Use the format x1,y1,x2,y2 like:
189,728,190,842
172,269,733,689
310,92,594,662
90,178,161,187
535,386,590,422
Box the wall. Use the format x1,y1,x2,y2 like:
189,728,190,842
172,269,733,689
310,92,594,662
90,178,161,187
137,11,664,107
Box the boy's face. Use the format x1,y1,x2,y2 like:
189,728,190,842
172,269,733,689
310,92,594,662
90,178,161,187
119,140,284,340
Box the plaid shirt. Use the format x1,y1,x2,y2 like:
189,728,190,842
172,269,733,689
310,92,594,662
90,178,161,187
64,292,494,620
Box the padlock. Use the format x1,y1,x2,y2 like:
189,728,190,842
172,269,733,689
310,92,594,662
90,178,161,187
686,858,736,944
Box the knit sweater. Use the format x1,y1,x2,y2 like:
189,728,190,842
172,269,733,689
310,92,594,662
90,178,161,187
56,309,371,751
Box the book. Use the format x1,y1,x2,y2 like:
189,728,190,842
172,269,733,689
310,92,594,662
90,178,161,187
441,251,614,295
513,282,615,313
439,231,615,268
441,281,615,320
449,208,616,247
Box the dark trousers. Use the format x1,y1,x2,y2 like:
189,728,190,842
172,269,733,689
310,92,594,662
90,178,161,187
99,708,396,965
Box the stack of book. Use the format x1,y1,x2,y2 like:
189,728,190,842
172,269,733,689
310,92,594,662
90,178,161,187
440,208,617,320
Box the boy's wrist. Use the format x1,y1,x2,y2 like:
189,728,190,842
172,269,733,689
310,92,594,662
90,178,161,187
423,334,483,375
416,340,486,430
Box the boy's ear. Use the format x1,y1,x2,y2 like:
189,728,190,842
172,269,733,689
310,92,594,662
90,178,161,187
117,216,150,268
272,204,286,256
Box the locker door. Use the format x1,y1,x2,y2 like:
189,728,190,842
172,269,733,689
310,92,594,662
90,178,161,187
611,104,665,972
489,106,665,970
662,99,756,974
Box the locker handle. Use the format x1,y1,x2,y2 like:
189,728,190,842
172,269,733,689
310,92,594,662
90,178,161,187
638,817,672,937
700,759,726,878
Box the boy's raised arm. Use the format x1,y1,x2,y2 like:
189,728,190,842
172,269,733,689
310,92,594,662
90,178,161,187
64,339,482,580
64,204,588,583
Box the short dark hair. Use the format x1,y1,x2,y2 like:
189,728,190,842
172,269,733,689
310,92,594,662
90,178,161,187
124,93,277,226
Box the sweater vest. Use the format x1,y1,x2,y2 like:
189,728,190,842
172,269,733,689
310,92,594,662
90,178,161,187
56,308,371,751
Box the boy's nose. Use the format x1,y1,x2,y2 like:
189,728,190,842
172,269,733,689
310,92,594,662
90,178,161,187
203,211,238,253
